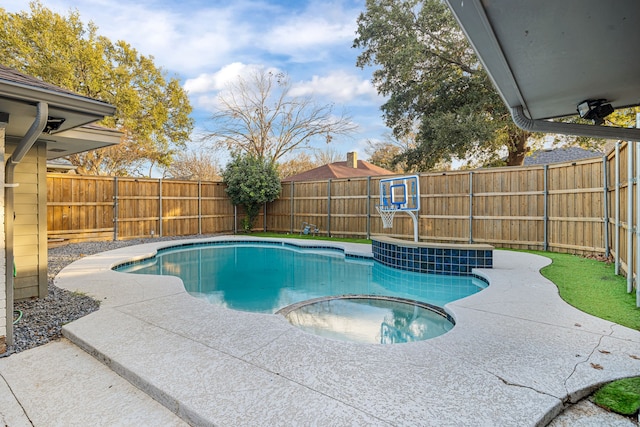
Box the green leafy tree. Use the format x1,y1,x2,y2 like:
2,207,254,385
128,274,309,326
206,69,357,163
0,1,194,176
353,0,535,170
365,130,421,173
222,154,281,231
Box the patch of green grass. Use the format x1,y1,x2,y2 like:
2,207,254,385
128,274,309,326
526,250,640,331
249,232,371,245
592,377,640,416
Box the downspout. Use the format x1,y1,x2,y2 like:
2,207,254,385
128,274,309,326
511,106,640,142
5,101,47,347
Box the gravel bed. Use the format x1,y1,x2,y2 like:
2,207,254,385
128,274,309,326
10,235,220,355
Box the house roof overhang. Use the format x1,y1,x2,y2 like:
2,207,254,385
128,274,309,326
445,0,640,140
0,71,118,157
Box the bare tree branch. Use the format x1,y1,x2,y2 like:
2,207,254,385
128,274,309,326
204,70,358,163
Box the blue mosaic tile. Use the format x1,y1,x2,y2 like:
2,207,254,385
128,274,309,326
371,239,492,276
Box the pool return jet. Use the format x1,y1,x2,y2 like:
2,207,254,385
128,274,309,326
376,175,420,242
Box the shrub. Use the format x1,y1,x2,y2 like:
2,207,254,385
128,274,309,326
222,154,281,231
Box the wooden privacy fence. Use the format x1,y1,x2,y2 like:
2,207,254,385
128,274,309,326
267,160,606,253
47,175,236,241
47,141,639,295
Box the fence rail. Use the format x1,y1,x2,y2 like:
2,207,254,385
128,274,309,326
47,141,639,299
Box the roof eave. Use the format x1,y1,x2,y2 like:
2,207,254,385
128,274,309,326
0,80,116,117
445,0,640,142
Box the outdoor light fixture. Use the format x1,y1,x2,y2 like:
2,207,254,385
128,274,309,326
576,99,614,125
44,116,65,133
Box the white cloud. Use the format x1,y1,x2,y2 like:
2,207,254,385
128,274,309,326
265,19,355,59
259,1,361,62
290,71,379,102
6,0,256,74
184,63,253,94
184,62,284,110
90,4,255,74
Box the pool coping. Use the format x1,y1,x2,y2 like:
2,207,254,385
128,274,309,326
55,236,640,426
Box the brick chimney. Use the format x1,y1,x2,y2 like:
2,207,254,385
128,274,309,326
346,151,358,168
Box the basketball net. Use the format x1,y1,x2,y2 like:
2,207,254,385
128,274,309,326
376,205,397,229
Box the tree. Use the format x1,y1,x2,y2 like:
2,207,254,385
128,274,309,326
162,147,221,181
222,154,281,231
0,1,194,176
312,147,343,165
353,0,535,170
205,69,358,163
365,130,418,173
277,153,318,179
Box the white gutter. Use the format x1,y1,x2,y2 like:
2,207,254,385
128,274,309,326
4,101,47,348
0,81,114,118
512,106,640,142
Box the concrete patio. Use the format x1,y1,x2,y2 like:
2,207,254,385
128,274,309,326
3,237,639,426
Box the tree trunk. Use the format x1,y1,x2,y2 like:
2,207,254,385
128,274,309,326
505,129,530,166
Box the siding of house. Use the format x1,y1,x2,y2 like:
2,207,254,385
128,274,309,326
0,127,6,347
7,141,47,300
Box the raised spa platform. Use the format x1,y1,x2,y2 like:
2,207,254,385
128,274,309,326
372,236,493,275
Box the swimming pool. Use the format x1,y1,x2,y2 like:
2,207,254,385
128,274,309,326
116,241,486,313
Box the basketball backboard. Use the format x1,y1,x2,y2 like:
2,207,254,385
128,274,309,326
378,175,420,211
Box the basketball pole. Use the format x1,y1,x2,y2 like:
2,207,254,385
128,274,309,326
406,211,419,242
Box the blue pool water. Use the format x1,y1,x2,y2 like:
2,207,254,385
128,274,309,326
116,242,487,314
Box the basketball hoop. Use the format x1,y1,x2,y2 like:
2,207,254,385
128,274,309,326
376,205,397,229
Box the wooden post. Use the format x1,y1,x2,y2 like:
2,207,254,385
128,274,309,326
468,171,473,243
198,180,202,235
615,143,620,274
366,176,371,240
327,179,332,237
290,182,294,234
543,165,548,251
603,156,609,258
158,179,163,237
113,176,119,241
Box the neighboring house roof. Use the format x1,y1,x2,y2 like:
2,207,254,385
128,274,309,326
282,160,394,182
47,158,77,173
524,147,602,165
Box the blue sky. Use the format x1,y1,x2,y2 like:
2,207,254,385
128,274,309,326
6,0,389,165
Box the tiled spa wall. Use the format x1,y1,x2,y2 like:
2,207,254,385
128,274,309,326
372,239,493,275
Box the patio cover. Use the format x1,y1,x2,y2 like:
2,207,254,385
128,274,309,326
445,0,640,140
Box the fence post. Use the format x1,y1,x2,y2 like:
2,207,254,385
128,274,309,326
113,176,119,241
263,202,267,232
234,205,237,234
290,182,294,234
628,142,633,293
603,156,609,258
615,143,620,274
468,171,473,243
636,114,640,306
543,165,549,251
636,140,640,306
158,179,163,237
327,179,332,237
366,176,371,240
198,181,202,235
